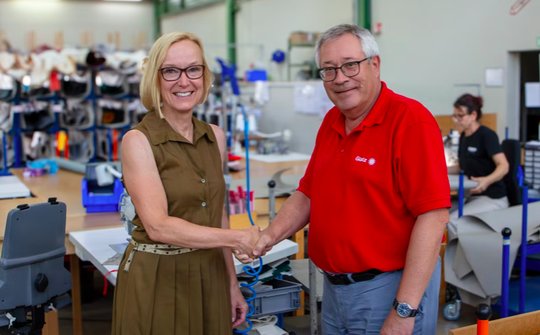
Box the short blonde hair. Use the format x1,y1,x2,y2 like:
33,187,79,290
139,32,213,118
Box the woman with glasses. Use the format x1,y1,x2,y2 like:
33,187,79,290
448,93,509,220
111,32,259,335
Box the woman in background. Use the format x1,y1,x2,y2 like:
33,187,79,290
111,32,259,335
448,93,509,220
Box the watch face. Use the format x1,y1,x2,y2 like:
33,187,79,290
396,303,412,317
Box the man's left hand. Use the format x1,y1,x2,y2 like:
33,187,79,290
380,311,415,335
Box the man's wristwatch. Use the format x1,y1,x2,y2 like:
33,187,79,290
392,299,419,318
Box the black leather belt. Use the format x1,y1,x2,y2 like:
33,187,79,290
324,269,383,285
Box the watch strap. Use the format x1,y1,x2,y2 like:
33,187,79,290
393,298,419,317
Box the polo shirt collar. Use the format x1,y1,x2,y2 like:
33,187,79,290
332,81,390,136
144,111,214,145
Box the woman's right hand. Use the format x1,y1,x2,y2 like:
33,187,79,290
233,226,260,263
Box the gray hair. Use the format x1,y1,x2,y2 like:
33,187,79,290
315,24,380,67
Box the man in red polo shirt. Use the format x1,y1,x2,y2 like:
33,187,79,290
244,24,450,334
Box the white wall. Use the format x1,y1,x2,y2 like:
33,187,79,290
256,82,325,154
1,0,539,147
236,0,353,78
161,4,228,72
160,0,540,146
160,0,355,154
373,0,540,137
162,0,354,78
0,1,154,51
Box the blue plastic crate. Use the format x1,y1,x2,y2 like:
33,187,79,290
245,69,268,82
241,278,301,317
81,178,123,213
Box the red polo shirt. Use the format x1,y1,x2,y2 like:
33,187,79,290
298,82,450,273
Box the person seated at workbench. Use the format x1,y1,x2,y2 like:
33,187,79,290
447,93,509,222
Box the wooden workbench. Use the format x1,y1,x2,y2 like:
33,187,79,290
0,157,308,334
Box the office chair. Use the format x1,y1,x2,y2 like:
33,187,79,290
501,139,522,206
0,198,71,334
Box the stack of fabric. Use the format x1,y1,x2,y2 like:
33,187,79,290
445,201,540,306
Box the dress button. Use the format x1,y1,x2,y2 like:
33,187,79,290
201,201,207,207
201,178,206,184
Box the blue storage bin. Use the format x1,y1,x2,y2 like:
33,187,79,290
241,278,301,317
81,178,123,213
245,69,268,82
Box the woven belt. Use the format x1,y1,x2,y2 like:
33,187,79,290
124,239,196,272
324,269,383,285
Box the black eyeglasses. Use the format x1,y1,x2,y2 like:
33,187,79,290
452,113,468,120
159,65,205,81
317,57,371,82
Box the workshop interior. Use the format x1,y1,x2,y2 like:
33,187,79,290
1,0,540,334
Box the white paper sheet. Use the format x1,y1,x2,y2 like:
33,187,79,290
0,175,31,199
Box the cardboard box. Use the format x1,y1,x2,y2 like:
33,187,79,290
449,310,540,335
289,31,320,45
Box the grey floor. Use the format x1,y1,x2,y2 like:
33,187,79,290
56,268,479,335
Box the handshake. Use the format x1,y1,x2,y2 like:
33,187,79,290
233,226,275,263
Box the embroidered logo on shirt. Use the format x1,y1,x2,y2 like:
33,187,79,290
467,146,478,153
355,156,376,166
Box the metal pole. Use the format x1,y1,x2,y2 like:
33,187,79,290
519,185,528,313
355,0,372,30
268,179,276,222
501,227,512,317
1,131,9,175
309,260,319,335
476,303,491,335
458,171,465,218
226,0,237,65
153,0,162,39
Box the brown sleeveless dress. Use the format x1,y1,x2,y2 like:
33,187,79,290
111,111,232,335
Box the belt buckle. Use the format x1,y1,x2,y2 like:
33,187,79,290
326,270,381,285
325,272,352,285
351,272,368,282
